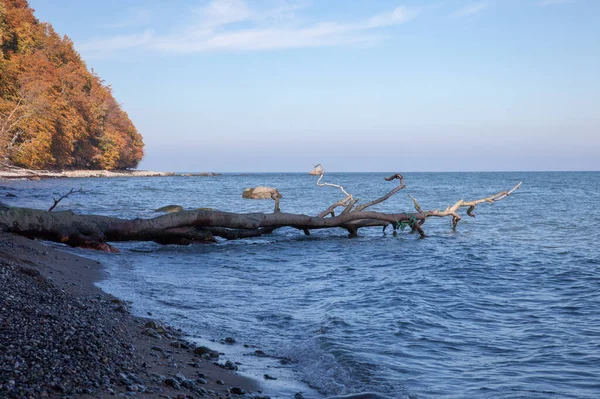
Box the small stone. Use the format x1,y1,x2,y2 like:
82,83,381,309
264,374,277,380
165,378,181,390
230,386,245,395
216,380,224,385
224,337,236,344
196,378,207,385
114,304,128,313
181,379,195,389
223,360,238,371
143,328,162,339
193,346,219,358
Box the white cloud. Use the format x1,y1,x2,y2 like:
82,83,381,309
79,31,153,54
452,1,490,18
78,0,417,57
537,0,573,6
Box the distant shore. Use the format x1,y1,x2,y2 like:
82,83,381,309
0,233,258,398
0,165,221,180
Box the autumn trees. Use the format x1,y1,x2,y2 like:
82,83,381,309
0,0,143,170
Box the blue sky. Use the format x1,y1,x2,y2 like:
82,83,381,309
29,0,599,172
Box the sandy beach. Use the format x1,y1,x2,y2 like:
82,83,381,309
0,232,261,398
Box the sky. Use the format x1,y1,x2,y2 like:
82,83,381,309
28,0,600,172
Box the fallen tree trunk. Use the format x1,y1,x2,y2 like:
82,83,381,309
0,173,522,252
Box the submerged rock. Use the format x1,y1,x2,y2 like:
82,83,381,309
154,205,184,213
242,186,281,199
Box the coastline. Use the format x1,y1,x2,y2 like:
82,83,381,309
0,165,221,180
0,233,260,398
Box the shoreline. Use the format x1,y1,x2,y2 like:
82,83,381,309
0,165,222,180
0,232,261,398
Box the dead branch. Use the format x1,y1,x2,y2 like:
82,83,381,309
48,188,83,212
353,174,406,212
0,170,522,251
314,164,353,198
271,192,282,213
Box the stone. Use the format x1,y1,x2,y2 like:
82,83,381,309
309,164,324,175
230,386,245,395
113,304,128,313
142,328,162,339
224,337,236,344
241,186,281,200
164,378,181,390
193,346,219,358
223,360,238,371
154,205,184,213
145,320,167,334
5,193,17,198
181,379,195,389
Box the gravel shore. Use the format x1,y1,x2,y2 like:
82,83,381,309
0,233,260,399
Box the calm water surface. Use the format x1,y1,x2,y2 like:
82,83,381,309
3,172,600,398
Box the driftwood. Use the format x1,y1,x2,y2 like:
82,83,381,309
0,170,522,252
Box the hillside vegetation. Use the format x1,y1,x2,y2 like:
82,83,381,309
0,0,143,170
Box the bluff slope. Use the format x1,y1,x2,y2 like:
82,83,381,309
0,0,144,170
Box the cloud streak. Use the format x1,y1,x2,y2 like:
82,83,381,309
451,1,490,18
78,0,417,57
537,0,573,6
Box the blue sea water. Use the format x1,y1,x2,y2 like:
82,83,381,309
2,172,600,398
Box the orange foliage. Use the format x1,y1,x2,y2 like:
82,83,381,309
0,0,144,169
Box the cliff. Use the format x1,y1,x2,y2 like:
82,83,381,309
0,0,144,170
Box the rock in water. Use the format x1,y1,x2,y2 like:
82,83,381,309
154,205,184,213
309,164,324,175
242,186,281,199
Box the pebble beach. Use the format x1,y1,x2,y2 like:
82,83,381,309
0,232,260,399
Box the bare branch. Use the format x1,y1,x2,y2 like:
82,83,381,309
318,195,352,218
314,164,353,198
408,194,422,213
48,188,83,212
353,174,406,212
271,192,282,213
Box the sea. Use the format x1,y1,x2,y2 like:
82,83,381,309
2,172,599,399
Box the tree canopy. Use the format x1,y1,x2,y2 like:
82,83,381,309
0,0,144,170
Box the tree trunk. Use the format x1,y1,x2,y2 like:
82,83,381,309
0,174,522,252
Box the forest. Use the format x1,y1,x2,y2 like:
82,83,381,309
0,0,144,170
